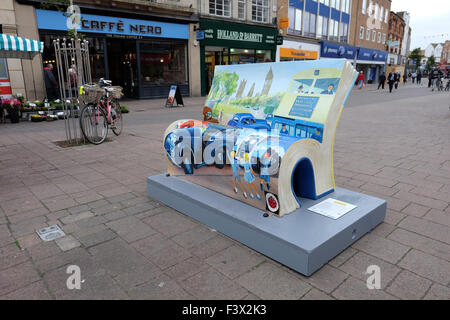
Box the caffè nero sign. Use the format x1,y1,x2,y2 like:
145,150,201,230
36,9,188,40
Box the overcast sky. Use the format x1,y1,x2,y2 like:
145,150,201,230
391,0,450,50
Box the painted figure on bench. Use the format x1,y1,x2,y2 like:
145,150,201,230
280,124,289,136
321,83,335,95
259,150,272,192
243,152,261,200
203,107,218,123
230,150,248,199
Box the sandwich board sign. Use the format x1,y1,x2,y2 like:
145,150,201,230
165,85,184,108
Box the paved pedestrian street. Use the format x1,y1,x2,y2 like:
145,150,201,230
0,84,449,300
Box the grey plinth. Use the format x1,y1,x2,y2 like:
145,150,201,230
147,174,386,276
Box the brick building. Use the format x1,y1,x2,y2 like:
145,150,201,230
440,40,450,65
387,11,405,65
348,0,391,83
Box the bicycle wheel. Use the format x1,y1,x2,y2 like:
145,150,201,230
110,99,123,136
80,104,108,145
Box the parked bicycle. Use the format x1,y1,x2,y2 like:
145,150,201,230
79,78,123,145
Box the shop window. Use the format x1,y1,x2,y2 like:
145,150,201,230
255,50,271,63
140,40,187,86
230,48,255,64
252,0,269,23
209,0,231,17
238,0,247,19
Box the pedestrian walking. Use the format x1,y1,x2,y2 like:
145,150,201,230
395,72,400,89
412,71,417,84
431,67,442,91
417,72,422,85
403,73,407,84
378,72,386,89
357,71,365,89
388,71,396,93
428,72,432,88
44,63,58,100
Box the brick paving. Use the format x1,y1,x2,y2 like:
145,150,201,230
0,84,449,300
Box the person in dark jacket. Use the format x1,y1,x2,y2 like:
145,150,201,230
44,64,58,100
377,72,386,89
417,72,422,85
388,71,396,93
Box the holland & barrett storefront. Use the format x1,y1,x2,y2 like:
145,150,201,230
199,19,278,96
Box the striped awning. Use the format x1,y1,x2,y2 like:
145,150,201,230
0,34,44,59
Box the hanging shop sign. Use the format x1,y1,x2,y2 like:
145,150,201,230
36,9,188,40
199,19,277,50
280,48,318,60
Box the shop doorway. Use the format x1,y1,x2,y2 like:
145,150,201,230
106,39,138,98
205,46,229,93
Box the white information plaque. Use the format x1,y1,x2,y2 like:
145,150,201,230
308,198,357,219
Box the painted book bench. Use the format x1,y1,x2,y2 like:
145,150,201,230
147,59,386,276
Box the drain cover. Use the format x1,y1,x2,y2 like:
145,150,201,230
36,224,66,242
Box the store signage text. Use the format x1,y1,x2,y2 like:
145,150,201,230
80,19,162,35
217,29,263,43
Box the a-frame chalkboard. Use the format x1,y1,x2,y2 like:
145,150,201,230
165,85,184,108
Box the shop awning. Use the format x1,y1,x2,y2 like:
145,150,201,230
0,34,43,59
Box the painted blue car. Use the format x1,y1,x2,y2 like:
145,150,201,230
227,113,271,130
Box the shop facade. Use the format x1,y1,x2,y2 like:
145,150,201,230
320,41,388,83
199,19,278,96
36,9,199,99
276,39,320,62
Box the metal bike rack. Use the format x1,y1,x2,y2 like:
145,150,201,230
53,38,92,145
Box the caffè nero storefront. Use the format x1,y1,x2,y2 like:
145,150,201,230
36,9,191,98
199,19,278,96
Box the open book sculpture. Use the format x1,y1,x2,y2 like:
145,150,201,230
163,59,358,216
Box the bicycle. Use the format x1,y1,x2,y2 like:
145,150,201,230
79,79,123,145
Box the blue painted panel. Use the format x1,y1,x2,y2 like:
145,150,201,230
319,4,330,17
289,0,304,10
36,9,189,39
357,47,388,62
305,0,318,13
331,8,341,21
342,13,350,24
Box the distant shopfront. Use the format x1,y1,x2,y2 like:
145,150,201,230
276,39,319,62
36,9,190,99
320,41,388,83
199,19,278,96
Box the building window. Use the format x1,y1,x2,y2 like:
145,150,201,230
340,22,348,42
360,26,365,39
252,0,269,23
320,0,330,5
335,0,340,10
330,0,336,9
366,28,370,41
209,0,231,17
380,6,383,21
321,16,328,39
382,33,386,44
372,30,376,42
329,19,338,41
317,15,323,38
374,4,378,20
288,7,302,35
362,0,367,14
368,1,372,16
377,32,381,43
344,0,350,13
385,9,388,23
238,0,246,19
303,11,316,37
